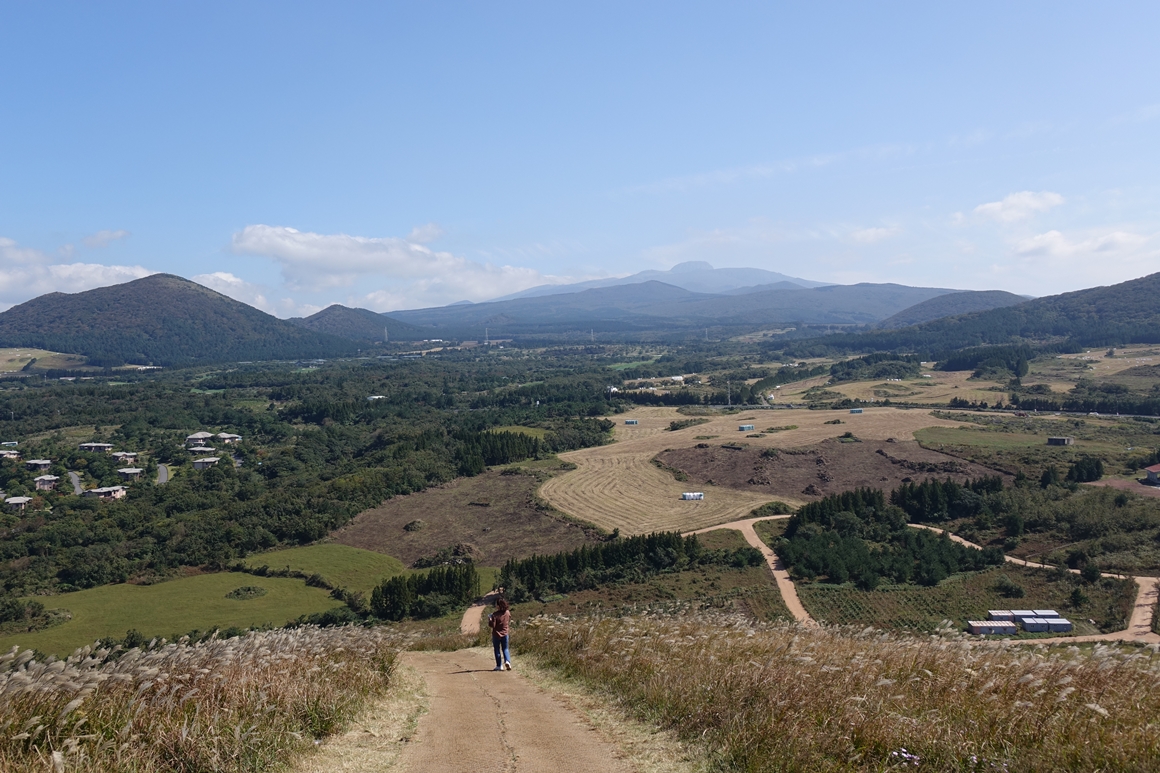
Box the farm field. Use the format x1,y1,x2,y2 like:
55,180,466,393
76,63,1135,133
655,437,1006,501
333,462,603,567
788,369,1010,407
539,406,967,535
509,529,793,624
795,564,1136,635
0,572,341,656
0,347,90,373
242,543,406,593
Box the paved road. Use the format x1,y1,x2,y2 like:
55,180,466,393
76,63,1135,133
156,464,169,484
67,471,82,495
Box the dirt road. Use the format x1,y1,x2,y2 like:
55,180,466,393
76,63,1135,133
393,648,636,773
540,406,963,535
460,592,498,636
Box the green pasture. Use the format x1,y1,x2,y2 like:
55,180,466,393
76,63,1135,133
489,425,549,439
242,543,406,593
0,573,341,656
608,359,658,371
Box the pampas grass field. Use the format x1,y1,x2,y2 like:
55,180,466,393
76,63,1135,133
520,612,1160,772
0,626,404,772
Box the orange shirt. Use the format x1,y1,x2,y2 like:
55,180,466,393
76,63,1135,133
489,610,510,637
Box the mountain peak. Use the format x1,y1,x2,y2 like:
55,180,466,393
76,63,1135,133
670,261,715,273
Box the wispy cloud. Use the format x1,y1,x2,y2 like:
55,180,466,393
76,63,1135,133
82,229,131,248
851,226,901,244
1014,229,1147,258
0,236,153,310
974,191,1064,222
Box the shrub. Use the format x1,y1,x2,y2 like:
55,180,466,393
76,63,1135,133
994,574,1026,598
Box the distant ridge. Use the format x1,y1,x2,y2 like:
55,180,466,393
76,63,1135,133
876,290,1028,329
487,262,829,301
0,274,359,366
291,304,424,342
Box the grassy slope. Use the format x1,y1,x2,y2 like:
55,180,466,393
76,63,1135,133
0,573,341,655
242,543,407,593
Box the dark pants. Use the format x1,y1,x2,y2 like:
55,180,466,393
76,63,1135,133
492,634,510,667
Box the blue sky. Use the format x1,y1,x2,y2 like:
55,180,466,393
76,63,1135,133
1,2,1158,315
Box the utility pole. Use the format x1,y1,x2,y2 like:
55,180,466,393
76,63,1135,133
485,327,489,345
727,380,731,407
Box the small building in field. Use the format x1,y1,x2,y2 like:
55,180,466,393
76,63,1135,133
1033,609,1059,618
738,424,755,432
215,433,242,444
79,442,114,453
25,459,51,472
987,610,1016,621
967,621,1017,635
193,457,220,470
82,486,126,501
5,496,33,512
117,467,144,481
850,407,864,414
111,451,138,462
1046,618,1073,632
34,474,59,491
1047,437,1074,446
185,431,214,446
1021,618,1050,633
1146,464,1160,484
624,419,639,425
680,492,705,501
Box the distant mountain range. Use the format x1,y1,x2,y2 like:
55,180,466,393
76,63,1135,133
290,305,423,342
488,261,829,301
875,290,1028,329
0,274,359,366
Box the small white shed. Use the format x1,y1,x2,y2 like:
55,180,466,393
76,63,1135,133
680,492,705,501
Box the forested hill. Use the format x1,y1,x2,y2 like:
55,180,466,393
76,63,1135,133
290,304,424,342
793,272,1160,353
0,274,360,366
876,290,1028,329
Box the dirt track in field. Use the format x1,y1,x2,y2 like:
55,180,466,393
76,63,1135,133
539,406,965,535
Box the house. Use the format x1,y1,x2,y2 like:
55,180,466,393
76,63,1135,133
1046,618,1073,632
185,431,214,446
1047,437,1074,446
987,610,1016,621
215,433,242,444
82,486,126,501
111,451,138,462
5,496,32,512
25,459,52,472
193,457,220,470
188,446,216,454
78,442,114,453
117,467,144,481
0,441,17,447
1146,464,1160,484
0,450,20,461
34,474,59,491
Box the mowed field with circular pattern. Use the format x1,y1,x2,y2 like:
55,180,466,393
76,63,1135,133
539,406,966,534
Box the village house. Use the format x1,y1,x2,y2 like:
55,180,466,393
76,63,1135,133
215,433,242,444
79,442,114,453
117,467,144,481
193,457,220,470
0,449,20,461
82,486,127,501
25,459,52,472
5,496,32,512
1146,464,1160,485
185,431,214,446
110,451,138,462
34,474,59,491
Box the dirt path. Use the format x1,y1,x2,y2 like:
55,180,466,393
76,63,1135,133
539,406,964,535
460,592,498,636
393,648,637,773
689,516,814,626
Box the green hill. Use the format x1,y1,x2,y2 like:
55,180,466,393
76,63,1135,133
290,304,424,342
801,272,1160,353
876,290,1028,329
0,274,360,366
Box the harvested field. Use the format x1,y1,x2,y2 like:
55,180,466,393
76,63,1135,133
1086,478,1160,499
539,406,966,534
656,437,1007,500
333,465,602,567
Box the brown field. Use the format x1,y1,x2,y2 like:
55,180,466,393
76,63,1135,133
332,464,603,567
538,406,966,534
0,347,89,373
787,369,1009,406
656,437,1007,501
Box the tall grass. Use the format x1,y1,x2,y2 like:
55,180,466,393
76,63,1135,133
521,613,1160,772
0,625,404,772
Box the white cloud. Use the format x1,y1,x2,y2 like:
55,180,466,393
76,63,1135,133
0,237,51,264
82,229,131,249
191,271,323,318
230,224,573,310
1014,229,1147,258
406,222,443,244
0,250,154,312
974,191,1064,222
851,226,901,244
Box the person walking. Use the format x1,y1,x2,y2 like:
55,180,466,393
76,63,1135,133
488,597,512,671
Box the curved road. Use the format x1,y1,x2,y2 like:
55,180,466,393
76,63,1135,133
67,471,82,495
156,464,169,484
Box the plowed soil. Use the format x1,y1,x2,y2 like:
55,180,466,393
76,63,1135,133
332,467,602,567
656,438,1008,500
